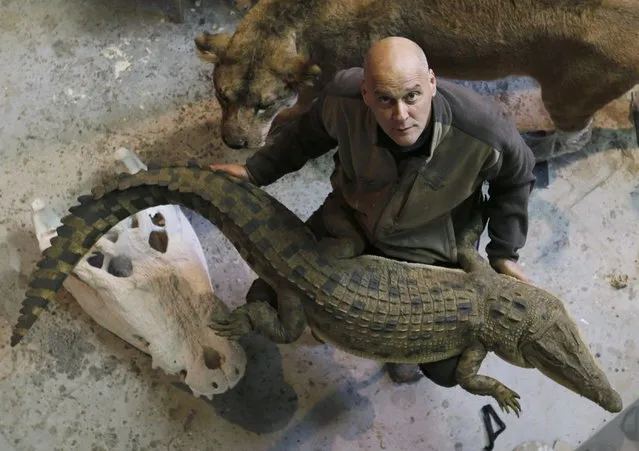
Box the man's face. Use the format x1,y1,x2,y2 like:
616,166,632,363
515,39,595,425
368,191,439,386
362,67,436,147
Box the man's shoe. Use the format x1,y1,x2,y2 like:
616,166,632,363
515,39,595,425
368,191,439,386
386,363,424,384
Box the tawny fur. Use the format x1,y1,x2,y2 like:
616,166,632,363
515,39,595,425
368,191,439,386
194,0,639,150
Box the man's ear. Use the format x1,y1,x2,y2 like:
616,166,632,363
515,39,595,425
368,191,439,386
429,69,437,96
275,56,322,86
360,78,370,106
194,32,232,64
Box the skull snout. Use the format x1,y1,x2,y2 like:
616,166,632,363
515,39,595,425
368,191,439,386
180,344,244,397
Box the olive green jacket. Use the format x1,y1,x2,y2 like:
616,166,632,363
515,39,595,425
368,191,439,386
245,68,536,264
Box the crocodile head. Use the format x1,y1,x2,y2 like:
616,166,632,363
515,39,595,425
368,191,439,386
520,314,622,413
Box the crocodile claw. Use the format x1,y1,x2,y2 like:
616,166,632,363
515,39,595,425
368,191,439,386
494,386,521,417
209,308,252,340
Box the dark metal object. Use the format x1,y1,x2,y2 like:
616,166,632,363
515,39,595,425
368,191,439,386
533,160,549,189
481,404,506,451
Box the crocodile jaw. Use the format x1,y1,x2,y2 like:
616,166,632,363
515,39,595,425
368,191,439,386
521,316,622,413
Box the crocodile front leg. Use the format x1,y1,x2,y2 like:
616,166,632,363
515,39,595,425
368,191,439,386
456,343,522,417
209,287,307,344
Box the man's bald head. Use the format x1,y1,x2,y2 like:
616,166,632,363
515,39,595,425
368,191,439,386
363,36,429,83
360,36,436,147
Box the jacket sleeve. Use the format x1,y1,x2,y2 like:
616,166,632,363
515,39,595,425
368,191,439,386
244,91,339,187
483,133,536,263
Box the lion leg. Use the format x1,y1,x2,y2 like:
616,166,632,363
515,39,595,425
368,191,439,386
269,85,319,137
525,57,637,161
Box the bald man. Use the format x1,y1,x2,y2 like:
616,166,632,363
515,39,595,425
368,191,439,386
211,37,536,385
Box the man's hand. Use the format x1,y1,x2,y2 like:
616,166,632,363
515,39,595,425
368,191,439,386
490,258,532,284
210,163,250,180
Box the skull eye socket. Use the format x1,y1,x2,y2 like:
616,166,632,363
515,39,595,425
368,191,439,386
151,212,165,227
107,255,133,277
87,252,105,269
148,231,168,253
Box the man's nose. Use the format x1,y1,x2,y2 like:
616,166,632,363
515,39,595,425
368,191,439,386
392,102,409,121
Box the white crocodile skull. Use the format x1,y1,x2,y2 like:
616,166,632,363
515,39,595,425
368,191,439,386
30,148,247,399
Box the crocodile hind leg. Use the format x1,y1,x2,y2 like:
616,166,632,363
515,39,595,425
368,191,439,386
246,277,278,309
456,343,522,417
313,191,367,260
210,287,307,344
245,278,325,344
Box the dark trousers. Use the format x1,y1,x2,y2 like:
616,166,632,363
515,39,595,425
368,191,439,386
247,194,473,388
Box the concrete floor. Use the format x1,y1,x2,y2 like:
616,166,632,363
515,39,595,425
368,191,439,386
1,1,638,450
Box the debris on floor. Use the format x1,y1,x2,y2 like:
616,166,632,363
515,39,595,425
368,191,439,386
606,272,630,289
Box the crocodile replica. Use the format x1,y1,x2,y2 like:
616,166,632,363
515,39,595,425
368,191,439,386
10,164,622,416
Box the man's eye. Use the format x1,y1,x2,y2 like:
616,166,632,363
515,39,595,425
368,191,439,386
406,92,420,101
378,96,391,104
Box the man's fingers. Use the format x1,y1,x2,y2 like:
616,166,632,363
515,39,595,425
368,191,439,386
504,262,531,283
491,258,533,285
209,163,249,180
506,269,532,284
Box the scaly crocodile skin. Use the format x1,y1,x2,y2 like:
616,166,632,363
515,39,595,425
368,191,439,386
10,164,623,416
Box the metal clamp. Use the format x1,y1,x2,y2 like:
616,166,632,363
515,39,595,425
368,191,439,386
482,404,506,451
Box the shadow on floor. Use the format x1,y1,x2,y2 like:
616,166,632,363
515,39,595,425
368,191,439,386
266,369,383,451
577,397,639,450
171,332,299,434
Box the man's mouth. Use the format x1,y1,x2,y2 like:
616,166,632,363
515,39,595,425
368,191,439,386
396,126,413,132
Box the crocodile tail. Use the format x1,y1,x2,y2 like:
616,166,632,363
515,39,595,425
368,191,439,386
11,163,302,347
